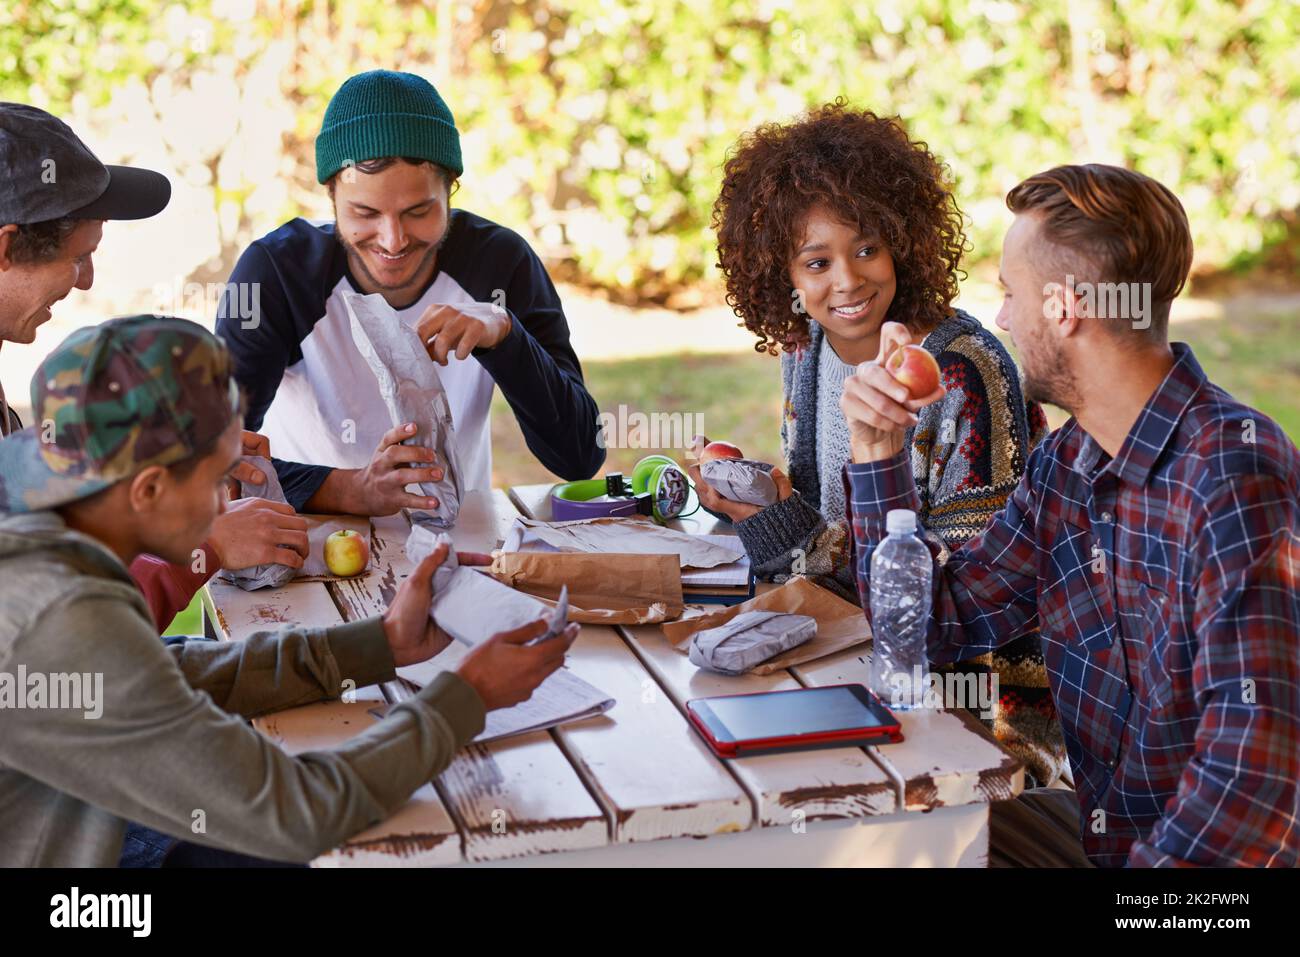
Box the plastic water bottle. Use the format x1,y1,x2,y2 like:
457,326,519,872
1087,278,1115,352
869,509,932,710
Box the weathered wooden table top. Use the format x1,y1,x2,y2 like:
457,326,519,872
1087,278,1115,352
202,484,1023,866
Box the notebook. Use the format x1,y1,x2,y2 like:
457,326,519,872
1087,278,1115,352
681,533,754,603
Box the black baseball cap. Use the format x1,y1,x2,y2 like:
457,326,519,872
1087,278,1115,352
0,102,171,225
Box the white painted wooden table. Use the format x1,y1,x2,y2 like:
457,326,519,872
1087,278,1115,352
202,484,1023,867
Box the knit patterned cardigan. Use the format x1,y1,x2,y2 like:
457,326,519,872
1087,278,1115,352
734,311,1066,785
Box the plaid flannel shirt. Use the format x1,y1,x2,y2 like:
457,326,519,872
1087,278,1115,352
846,343,1300,867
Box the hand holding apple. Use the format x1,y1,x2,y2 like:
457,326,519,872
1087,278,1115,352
686,434,792,522
324,528,370,577
840,321,946,463
688,433,744,463
886,344,942,399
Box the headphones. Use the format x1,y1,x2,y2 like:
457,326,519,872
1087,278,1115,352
551,454,696,523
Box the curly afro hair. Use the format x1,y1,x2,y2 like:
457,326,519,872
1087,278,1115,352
712,100,968,355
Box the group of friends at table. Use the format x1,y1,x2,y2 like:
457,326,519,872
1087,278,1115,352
0,69,1295,868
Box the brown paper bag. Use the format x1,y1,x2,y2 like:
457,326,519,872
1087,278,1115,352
491,552,685,624
661,576,871,674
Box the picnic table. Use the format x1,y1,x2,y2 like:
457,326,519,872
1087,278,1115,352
201,484,1024,866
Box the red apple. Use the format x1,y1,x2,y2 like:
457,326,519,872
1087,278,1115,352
699,440,744,465
324,529,370,577
885,345,942,399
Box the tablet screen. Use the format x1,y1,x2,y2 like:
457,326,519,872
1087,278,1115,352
701,685,891,742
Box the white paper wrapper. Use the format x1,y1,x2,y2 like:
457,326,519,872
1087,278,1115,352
345,291,464,528
216,455,298,591
407,523,549,645
700,458,779,507
400,525,616,742
405,523,459,595
688,610,817,675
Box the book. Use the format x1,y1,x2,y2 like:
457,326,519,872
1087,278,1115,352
681,533,755,604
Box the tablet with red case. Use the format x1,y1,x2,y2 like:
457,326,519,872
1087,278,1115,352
685,683,903,758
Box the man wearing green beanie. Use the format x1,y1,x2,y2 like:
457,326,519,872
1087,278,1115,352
216,70,605,515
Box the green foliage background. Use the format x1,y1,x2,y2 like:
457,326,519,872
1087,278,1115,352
2,0,1297,297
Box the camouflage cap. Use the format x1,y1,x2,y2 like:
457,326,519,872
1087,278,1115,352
0,315,241,513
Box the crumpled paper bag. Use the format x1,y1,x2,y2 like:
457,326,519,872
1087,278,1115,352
661,575,871,674
504,515,743,569
217,455,297,590
688,610,816,675
345,291,464,528
491,551,684,624
699,458,779,507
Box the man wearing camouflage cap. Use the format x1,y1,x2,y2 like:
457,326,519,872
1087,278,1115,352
0,102,313,629
0,315,576,867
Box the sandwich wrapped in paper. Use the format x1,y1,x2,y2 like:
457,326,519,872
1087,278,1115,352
664,576,868,674
688,610,817,675
216,455,297,591
215,455,372,588
699,458,779,507
345,291,463,528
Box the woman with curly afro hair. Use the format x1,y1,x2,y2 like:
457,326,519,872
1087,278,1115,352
692,100,1065,786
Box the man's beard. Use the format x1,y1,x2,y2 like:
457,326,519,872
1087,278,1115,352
337,226,447,296
1022,336,1081,415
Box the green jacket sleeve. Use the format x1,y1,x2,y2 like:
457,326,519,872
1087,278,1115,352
163,614,397,718
1,591,484,863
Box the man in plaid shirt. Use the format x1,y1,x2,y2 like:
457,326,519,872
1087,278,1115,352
840,164,1299,867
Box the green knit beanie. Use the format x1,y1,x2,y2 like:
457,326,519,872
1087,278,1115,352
315,70,463,184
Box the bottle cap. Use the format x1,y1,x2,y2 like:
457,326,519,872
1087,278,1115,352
886,508,917,535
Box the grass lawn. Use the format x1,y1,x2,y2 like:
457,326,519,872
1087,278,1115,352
491,348,786,486
165,596,203,637
161,308,1298,634
1170,311,1300,440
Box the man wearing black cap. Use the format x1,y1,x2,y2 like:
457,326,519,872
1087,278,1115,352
0,103,314,629
0,102,168,433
